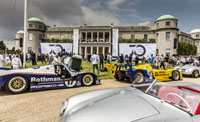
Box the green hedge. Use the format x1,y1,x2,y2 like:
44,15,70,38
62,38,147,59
41,38,73,43
178,42,197,55
119,38,156,43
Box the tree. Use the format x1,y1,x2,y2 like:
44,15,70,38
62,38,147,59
119,38,156,43
0,40,6,52
178,42,197,55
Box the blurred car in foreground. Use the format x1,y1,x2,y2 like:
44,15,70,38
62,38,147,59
60,80,200,122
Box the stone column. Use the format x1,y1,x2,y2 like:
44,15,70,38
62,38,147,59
103,32,105,42
79,46,81,55
91,46,93,55
91,32,93,42
97,46,99,55
85,32,87,41
103,46,105,55
109,46,111,54
97,32,99,42
85,46,87,54
109,32,111,43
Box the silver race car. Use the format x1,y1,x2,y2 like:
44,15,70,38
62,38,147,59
59,80,200,122
175,64,200,78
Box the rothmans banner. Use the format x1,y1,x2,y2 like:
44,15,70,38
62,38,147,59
119,43,157,58
40,43,72,54
112,29,119,56
73,29,79,54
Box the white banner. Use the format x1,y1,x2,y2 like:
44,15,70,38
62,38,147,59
112,29,119,56
40,43,72,54
73,29,79,54
119,43,157,58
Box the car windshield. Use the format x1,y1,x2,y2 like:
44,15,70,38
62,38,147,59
133,80,200,115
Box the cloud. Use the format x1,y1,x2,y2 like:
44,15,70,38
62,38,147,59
138,20,151,26
108,0,125,10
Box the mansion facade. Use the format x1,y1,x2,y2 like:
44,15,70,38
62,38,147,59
15,15,200,56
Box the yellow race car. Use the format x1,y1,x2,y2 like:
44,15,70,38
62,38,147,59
106,63,182,82
133,64,183,81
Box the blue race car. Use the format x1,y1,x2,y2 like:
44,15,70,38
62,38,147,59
106,64,154,84
0,55,100,94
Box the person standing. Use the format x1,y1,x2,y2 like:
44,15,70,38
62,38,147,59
125,55,129,64
99,54,104,70
90,52,99,76
150,54,155,64
52,54,61,64
107,53,111,64
5,54,11,66
119,54,124,65
128,54,132,65
135,55,139,66
12,55,22,69
0,53,4,67
160,54,166,70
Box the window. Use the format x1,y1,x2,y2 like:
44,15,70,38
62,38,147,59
39,34,43,40
28,47,32,53
131,34,135,41
29,24,32,27
174,39,177,49
195,41,199,47
60,34,64,40
144,34,148,41
156,23,159,28
20,38,23,47
166,21,170,26
39,25,42,29
156,33,159,39
166,32,170,40
196,34,200,38
29,33,33,41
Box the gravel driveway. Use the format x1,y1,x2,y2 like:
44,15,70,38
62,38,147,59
0,78,200,122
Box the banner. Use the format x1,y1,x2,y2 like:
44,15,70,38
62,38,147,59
40,43,72,54
119,43,156,58
73,29,79,54
112,29,119,56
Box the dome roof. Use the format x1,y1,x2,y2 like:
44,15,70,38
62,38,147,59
157,15,176,21
17,30,24,34
190,29,200,34
28,17,43,23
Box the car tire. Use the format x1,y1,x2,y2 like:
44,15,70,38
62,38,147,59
192,70,199,78
172,71,180,81
114,71,125,81
133,71,145,84
82,74,94,86
5,76,29,94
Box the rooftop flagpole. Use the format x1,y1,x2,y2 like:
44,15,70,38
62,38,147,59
23,0,29,68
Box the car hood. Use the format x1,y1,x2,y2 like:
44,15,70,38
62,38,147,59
64,88,159,122
181,65,196,69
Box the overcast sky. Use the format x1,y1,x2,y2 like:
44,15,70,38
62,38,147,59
0,0,200,48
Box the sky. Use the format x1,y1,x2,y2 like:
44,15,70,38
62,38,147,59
0,0,200,48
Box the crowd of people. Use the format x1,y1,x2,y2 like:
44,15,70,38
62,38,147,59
0,49,71,69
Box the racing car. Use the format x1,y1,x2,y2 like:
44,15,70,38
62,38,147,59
0,55,100,94
106,63,182,84
175,64,200,78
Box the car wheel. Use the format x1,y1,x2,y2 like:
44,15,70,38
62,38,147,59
192,70,199,78
133,71,145,84
82,74,94,86
5,76,29,94
114,71,125,81
172,71,180,81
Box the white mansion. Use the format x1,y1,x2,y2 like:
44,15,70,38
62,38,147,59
15,15,200,56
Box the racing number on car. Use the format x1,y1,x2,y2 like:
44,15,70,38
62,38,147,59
64,80,76,87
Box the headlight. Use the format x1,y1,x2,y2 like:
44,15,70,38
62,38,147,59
60,99,68,117
147,70,153,76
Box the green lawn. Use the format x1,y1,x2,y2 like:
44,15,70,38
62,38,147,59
3,61,175,80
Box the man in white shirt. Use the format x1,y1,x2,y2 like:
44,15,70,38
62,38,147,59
12,55,22,69
90,52,99,76
52,54,61,64
5,54,11,65
0,53,4,67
